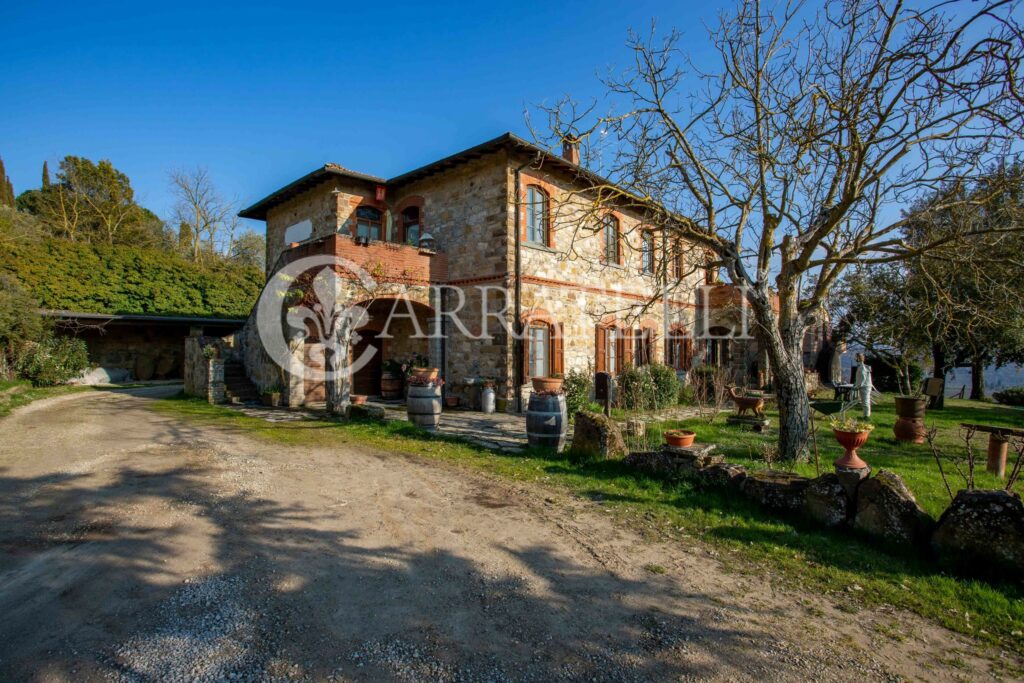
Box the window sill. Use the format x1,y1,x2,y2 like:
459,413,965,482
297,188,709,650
522,241,559,254
601,261,626,270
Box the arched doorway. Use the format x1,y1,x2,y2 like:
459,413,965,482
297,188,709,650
348,296,436,398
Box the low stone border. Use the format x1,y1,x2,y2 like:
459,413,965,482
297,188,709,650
626,445,1024,579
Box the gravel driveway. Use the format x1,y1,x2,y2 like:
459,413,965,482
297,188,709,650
0,387,1006,681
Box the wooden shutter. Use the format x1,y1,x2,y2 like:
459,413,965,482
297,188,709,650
621,329,632,369
682,337,693,370
595,326,606,373
552,323,564,375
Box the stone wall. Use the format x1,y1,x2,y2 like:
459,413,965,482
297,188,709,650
183,334,225,404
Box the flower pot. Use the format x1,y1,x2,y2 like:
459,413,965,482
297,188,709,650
531,376,564,393
261,392,280,407
445,396,460,408
894,396,927,419
409,367,439,382
664,429,696,448
833,429,870,469
380,372,403,399
351,394,368,405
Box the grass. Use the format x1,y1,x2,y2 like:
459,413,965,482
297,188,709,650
152,392,1024,656
0,379,93,418
636,394,1023,518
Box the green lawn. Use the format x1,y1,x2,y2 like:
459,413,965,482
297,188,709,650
635,394,1023,518
152,392,1024,659
0,380,92,418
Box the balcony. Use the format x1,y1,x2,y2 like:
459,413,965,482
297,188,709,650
281,233,448,286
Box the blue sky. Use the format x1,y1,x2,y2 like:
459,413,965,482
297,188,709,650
0,0,723,233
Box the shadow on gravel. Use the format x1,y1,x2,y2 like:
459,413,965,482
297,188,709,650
0,446,790,681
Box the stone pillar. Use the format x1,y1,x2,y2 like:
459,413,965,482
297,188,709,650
206,358,225,404
286,331,306,408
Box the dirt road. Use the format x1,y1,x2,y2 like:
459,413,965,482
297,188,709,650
0,388,1005,681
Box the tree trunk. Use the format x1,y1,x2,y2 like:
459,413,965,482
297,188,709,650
751,298,810,460
931,344,946,409
970,357,986,401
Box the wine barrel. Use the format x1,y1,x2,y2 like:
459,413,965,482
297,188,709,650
526,393,567,451
380,373,403,399
407,384,442,431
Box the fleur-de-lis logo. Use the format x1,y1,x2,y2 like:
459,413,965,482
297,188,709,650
257,255,379,382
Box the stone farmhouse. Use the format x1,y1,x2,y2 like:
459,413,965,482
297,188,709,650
233,132,821,410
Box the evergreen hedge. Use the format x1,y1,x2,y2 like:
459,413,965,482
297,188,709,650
0,239,262,318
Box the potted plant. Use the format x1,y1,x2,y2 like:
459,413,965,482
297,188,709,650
406,352,438,381
381,359,406,399
261,383,282,407
830,414,875,469
664,429,696,448
445,395,460,408
532,372,564,393
893,392,927,443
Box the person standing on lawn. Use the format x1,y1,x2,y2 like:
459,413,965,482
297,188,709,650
852,353,874,419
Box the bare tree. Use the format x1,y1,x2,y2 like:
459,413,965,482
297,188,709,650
169,167,237,263
538,0,1024,458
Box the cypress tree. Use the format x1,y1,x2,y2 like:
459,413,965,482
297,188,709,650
42,160,50,189
0,156,10,206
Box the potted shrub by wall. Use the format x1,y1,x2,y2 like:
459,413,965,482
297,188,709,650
664,429,696,448
830,415,875,469
406,353,438,382
532,372,564,393
893,393,928,443
261,384,282,407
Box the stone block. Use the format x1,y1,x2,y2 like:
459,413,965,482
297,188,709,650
740,470,811,512
570,411,627,461
853,469,933,545
932,489,1024,577
802,473,849,527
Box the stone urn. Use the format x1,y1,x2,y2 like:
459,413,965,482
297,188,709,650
893,396,927,444
833,429,871,469
663,429,696,448
532,376,564,393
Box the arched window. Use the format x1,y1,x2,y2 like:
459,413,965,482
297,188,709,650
525,186,549,245
641,230,655,274
521,313,563,381
356,206,382,241
401,206,421,246
603,215,620,264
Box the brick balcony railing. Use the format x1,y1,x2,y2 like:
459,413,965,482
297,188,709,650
282,233,449,286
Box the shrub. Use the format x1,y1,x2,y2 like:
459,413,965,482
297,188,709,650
864,355,923,394
647,363,680,410
616,365,656,411
563,368,593,418
12,336,90,386
678,383,696,406
993,387,1024,407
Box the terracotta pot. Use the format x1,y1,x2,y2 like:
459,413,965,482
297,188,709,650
351,394,368,405
409,367,439,381
664,429,696,448
893,417,926,444
894,396,927,419
833,429,870,469
531,376,564,393
445,396,460,408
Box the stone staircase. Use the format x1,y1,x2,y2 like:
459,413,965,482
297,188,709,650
223,361,260,404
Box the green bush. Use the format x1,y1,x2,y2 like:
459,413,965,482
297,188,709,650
12,336,90,386
616,365,656,411
563,368,593,418
0,238,262,318
647,363,680,410
993,387,1024,407
677,383,696,406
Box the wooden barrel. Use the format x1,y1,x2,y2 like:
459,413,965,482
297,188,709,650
407,384,442,431
526,393,567,451
380,373,403,399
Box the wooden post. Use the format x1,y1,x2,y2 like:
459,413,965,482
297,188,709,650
988,434,1009,478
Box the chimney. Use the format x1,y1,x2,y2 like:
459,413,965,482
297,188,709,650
561,138,580,165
